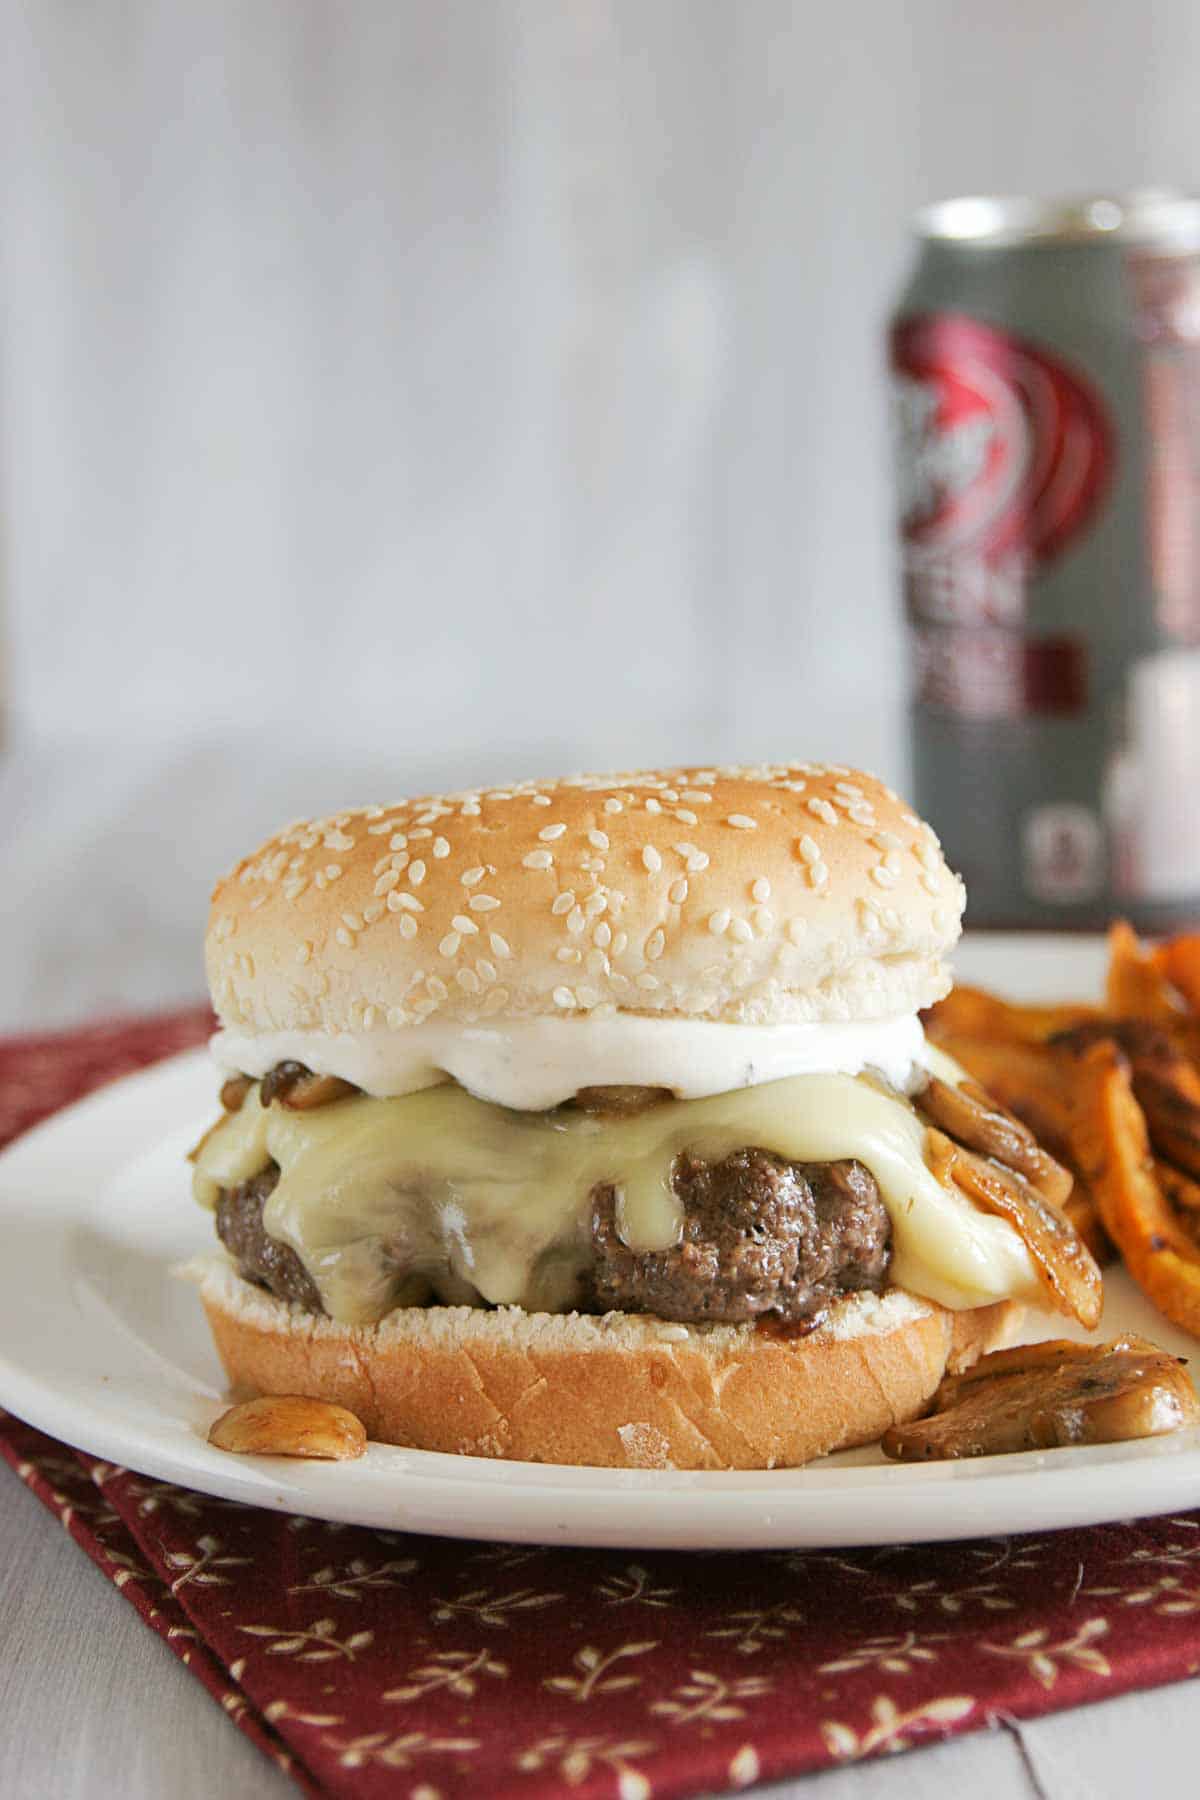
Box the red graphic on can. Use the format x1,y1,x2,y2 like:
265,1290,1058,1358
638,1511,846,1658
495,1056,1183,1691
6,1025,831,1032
892,313,1115,609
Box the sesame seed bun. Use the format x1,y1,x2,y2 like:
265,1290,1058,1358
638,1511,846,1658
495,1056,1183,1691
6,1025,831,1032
207,764,964,1038
185,1256,1022,1470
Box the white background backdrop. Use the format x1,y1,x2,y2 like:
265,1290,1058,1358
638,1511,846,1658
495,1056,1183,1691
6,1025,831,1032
3,0,1200,1026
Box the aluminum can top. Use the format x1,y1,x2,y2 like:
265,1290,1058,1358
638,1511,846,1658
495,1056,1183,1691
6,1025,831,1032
915,189,1200,251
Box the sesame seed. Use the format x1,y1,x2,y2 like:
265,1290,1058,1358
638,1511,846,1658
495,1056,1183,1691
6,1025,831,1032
727,813,757,830
668,878,688,904
751,877,771,902
603,798,623,814
539,823,567,842
584,892,607,916
673,841,697,861
468,894,500,912
809,862,829,890
883,848,902,874
752,906,774,934
531,794,552,807
806,798,838,826
390,851,410,872
646,928,665,960
324,863,343,881
427,975,448,1001
439,932,461,958
577,985,600,1008
461,866,486,886
798,834,821,864
432,836,450,859
587,829,610,851
612,931,628,955
594,921,612,949
681,789,712,804
363,901,384,923
848,804,875,826
409,828,432,841
387,891,423,912
551,892,576,916
636,972,660,991
708,908,731,935
452,915,478,934
374,870,400,895
523,850,554,870
489,932,511,958
398,913,418,939
642,846,662,873
730,917,754,944
553,986,575,1008
920,871,942,896
324,831,354,852
295,942,311,964
932,906,950,931
335,927,353,947
556,945,581,963
872,830,901,852
409,860,427,885
457,968,481,995
567,906,586,935
871,866,898,889
341,911,363,931
477,959,497,983
674,808,698,826
367,820,394,835
586,948,609,975
645,797,662,814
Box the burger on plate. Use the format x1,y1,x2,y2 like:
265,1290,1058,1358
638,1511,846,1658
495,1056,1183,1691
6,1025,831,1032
187,764,1100,1469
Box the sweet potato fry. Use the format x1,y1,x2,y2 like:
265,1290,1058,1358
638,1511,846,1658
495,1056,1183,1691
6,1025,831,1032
1053,1019,1200,1182
925,986,1097,1046
1153,934,1200,1015
1070,1039,1200,1339
1105,920,1182,1021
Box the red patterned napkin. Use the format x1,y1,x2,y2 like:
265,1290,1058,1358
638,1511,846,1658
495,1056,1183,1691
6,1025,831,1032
3,1010,1200,1799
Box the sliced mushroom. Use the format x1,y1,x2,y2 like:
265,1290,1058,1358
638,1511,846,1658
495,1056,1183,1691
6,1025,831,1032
927,1128,1103,1329
919,1075,1073,1207
259,1061,358,1110
882,1335,1198,1460
571,1085,674,1117
219,1074,254,1113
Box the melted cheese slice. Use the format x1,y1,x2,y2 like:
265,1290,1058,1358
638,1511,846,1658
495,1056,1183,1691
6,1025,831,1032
192,1072,1041,1326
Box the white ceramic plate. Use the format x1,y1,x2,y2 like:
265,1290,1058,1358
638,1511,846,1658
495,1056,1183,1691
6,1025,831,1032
1,932,1198,1550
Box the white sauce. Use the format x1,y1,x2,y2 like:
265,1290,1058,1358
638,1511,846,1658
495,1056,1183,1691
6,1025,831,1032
210,1012,934,1112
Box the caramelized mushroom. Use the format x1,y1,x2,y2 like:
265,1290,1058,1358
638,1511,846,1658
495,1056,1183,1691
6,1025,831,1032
882,1335,1199,1460
926,1129,1103,1329
259,1061,357,1110
570,1085,674,1118
919,1075,1073,1207
219,1074,254,1113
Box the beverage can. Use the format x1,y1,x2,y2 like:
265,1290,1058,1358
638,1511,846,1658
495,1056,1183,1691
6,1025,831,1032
891,191,1200,927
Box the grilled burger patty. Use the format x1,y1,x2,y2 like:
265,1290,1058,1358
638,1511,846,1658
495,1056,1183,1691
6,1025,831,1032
213,1149,893,1327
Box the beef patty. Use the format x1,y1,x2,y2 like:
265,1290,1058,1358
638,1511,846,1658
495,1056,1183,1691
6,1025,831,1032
214,1149,892,1326
215,1167,322,1312
592,1151,890,1326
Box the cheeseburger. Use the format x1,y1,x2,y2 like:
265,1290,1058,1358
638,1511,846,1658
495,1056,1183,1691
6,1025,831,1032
188,764,1100,1469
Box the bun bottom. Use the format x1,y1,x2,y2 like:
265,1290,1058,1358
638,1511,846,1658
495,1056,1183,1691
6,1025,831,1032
184,1257,1024,1471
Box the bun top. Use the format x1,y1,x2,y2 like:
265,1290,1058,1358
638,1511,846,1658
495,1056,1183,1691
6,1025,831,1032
207,763,965,1036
